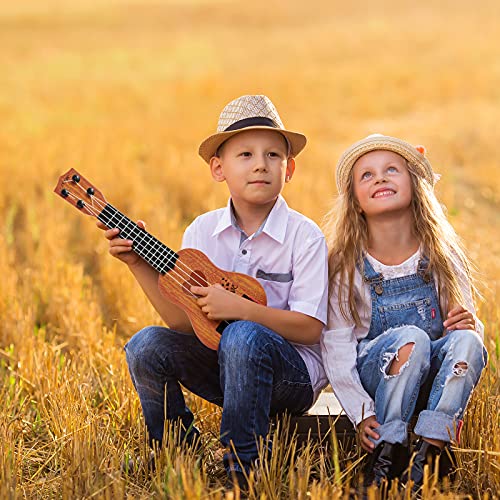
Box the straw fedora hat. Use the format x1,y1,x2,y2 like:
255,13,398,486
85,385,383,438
335,134,436,193
198,95,307,163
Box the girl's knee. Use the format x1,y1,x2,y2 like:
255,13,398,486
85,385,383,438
400,325,430,343
392,325,430,356
382,326,430,376
387,342,415,375
445,329,488,369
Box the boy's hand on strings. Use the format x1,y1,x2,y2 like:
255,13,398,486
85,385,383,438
443,305,476,332
96,220,146,268
191,284,249,320
358,415,380,452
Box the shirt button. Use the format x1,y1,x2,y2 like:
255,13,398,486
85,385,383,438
242,249,247,255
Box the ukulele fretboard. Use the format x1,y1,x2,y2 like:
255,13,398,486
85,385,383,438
97,204,178,274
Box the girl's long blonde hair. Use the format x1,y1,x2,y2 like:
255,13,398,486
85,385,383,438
324,160,478,325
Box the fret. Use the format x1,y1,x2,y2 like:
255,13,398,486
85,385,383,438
97,204,178,273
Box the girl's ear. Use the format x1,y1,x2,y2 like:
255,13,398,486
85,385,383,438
210,156,225,182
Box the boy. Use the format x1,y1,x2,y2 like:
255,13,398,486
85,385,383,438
98,95,328,486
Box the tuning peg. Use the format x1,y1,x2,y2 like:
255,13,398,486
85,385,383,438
76,200,85,209
87,187,94,196
72,174,80,183
61,189,69,197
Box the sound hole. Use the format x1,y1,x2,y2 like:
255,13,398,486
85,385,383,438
181,270,208,295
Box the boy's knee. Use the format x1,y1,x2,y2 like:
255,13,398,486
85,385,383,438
124,325,178,371
125,326,161,358
219,321,274,361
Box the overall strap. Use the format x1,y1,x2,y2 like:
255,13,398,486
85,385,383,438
417,255,433,283
359,256,385,295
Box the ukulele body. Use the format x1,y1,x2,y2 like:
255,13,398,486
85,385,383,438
158,248,267,350
54,168,267,351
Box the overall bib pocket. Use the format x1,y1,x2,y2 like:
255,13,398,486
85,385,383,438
378,297,432,333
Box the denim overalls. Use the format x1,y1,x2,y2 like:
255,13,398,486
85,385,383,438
356,256,487,445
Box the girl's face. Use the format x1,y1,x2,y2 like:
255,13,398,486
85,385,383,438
352,150,413,218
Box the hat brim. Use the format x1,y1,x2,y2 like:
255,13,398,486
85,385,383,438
336,135,434,192
198,127,307,163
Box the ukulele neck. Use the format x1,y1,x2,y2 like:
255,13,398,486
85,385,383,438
97,204,178,275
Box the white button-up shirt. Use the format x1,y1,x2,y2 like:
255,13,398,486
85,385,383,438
181,195,329,398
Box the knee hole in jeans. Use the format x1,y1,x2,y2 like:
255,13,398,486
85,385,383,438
386,342,415,376
452,361,468,377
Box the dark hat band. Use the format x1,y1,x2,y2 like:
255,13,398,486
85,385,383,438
224,116,278,132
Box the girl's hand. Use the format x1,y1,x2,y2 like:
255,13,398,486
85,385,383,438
191,284,250,321
443,305,476,332
96,219,146,268
358,415,380,452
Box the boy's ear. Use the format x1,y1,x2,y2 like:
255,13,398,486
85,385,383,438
209,156,225,182
285,158,296,182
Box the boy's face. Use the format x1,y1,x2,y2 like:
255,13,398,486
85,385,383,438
352,150,413,218
210,129,295,210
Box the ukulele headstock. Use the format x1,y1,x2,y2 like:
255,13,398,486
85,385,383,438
54,168,107,218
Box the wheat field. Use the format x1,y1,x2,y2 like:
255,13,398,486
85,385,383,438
0,0,499,498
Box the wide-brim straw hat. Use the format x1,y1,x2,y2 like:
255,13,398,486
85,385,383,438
336,134,435,193
198,95,307,163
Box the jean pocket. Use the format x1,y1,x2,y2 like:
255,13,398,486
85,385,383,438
378,297,432,333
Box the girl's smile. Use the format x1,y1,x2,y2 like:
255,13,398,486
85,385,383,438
353,150,412,217
372,188,396,198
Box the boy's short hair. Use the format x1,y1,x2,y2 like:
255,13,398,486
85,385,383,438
198,95,306,163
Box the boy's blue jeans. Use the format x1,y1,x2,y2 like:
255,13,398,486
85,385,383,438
357,325,487,445
124,320,314,474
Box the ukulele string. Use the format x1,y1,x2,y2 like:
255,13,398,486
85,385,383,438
62,180,207,287
63,184,217,298
79,192,233,329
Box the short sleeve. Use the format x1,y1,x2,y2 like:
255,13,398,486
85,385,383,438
181,219,198,249
287,234,328,324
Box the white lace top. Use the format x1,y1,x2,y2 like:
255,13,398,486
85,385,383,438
365,251,421,280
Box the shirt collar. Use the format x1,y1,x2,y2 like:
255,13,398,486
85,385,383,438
211,198,234,237
211,195,289,244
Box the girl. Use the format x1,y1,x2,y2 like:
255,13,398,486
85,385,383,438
321,134,487,490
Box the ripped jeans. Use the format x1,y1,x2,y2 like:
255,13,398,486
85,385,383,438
357,325,487,445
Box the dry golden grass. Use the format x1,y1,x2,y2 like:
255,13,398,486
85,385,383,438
0,0,499,497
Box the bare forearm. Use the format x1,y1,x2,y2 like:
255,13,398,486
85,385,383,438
128,260,193,333
241,302,323,344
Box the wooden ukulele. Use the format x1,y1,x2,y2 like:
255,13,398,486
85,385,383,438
54,168,267,350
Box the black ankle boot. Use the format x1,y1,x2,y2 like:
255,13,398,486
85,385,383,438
363,441,410,487
404,439,443,491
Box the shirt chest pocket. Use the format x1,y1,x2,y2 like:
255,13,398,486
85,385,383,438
256,269,293,309
378,297,432,334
